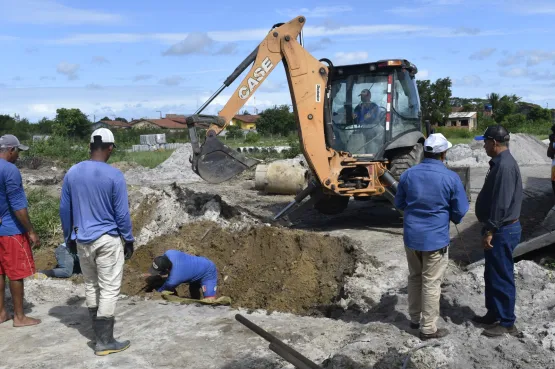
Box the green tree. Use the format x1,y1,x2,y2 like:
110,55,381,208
255,105,296,136
53,108,91,138
226,124,243,139
115,117,128,122
417,77,452,125
36,117,55,134
528,106,552,122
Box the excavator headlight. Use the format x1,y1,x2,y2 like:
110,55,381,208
387,60,403,66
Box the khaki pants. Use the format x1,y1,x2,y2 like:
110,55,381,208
77,234,124,318
405,246,449,334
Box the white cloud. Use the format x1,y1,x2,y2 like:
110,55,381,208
469,48,496,60
86,83,102,90
158,76,185,86
387,0,463,16
455,75,483,86
1,0,123,25
215,43,238,55
277,6,353,18
56,62,80,80
133,74,153,82
0,85,293,121
162,33,214,55
511,1,555,14
497,49,555,67
306,37,333,52
257,80,287,93
499,68,529,77
136,60,150,66
92,56,110,65
49,23,519,45
0,35,18,41
334,51,369,64
417,70,430,79
498,54,520,67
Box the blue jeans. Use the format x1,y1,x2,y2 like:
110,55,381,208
41,244,81,278
483,221,521,327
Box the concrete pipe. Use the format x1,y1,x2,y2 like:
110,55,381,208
255,160,309,195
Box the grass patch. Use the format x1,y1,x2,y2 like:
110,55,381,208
110,150,174,168
26,188,62,248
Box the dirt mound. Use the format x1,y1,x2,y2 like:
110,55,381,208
129,183,258,247
124,144,202,185
121,221,358,315
447,133,550,167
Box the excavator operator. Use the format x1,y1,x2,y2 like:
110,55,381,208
353,89,380,125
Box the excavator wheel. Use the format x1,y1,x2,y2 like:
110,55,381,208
388,142,424,181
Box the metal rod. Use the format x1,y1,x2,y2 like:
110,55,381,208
269,343,312,369
235,314,322,369
299,30,304,47
195,85,226,115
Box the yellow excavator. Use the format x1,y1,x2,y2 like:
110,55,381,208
186,15,470,222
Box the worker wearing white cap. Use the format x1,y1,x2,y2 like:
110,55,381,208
394,133,469,340
59,127,134,355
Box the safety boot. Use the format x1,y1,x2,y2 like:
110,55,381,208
92,316,130,356
88,307,98,344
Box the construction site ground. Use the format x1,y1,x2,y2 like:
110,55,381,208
3,140,555,369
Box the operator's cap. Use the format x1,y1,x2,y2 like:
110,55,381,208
148,255,171,275
423,133,452,154
90,128,116,148
359,88,370,96
0,134,29,151
474,125,510,142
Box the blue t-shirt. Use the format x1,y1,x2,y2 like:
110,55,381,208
394,158,469,252
157,250,217,292
0,159,28,236
60,160,134,244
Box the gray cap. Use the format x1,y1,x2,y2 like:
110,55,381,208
0,134,29,151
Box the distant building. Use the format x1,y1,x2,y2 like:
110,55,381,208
130,118,186,131
92,120,132,130
230,114,259,130
446,112,478,130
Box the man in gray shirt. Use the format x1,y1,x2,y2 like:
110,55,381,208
472,125,522,337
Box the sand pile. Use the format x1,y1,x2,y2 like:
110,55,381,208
121,221,357,315
129,183,258,247
124,144,202,185
447,134,550,168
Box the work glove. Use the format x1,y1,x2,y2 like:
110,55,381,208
124,241,134,260
67,239,77,255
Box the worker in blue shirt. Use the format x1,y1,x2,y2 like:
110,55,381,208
394,133,469,341
147,250,219,300
60,128,134,356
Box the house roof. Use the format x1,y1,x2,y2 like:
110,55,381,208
132,118,187,129
96,120,132,128
233,114,260,123
448,112,477,119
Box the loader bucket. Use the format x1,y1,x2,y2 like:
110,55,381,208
195,135,259,183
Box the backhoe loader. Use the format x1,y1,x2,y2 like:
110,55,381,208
186,15,470,221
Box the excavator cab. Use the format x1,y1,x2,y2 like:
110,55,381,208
327,60,424,169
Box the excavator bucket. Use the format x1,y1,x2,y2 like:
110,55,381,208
195,135,259,183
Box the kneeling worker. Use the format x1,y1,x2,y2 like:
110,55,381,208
147,250,218,300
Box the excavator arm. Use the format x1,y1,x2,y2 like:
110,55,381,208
186,15,339,186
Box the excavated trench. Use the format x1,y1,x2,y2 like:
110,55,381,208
121,221,358,315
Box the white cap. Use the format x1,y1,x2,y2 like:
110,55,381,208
423,133,452,154
90,128,116,147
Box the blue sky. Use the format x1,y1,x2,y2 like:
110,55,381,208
0,0,554,122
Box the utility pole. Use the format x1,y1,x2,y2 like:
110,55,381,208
156,110,162,118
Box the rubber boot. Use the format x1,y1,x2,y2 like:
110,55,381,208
88,307,98,344
92,316,130,356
